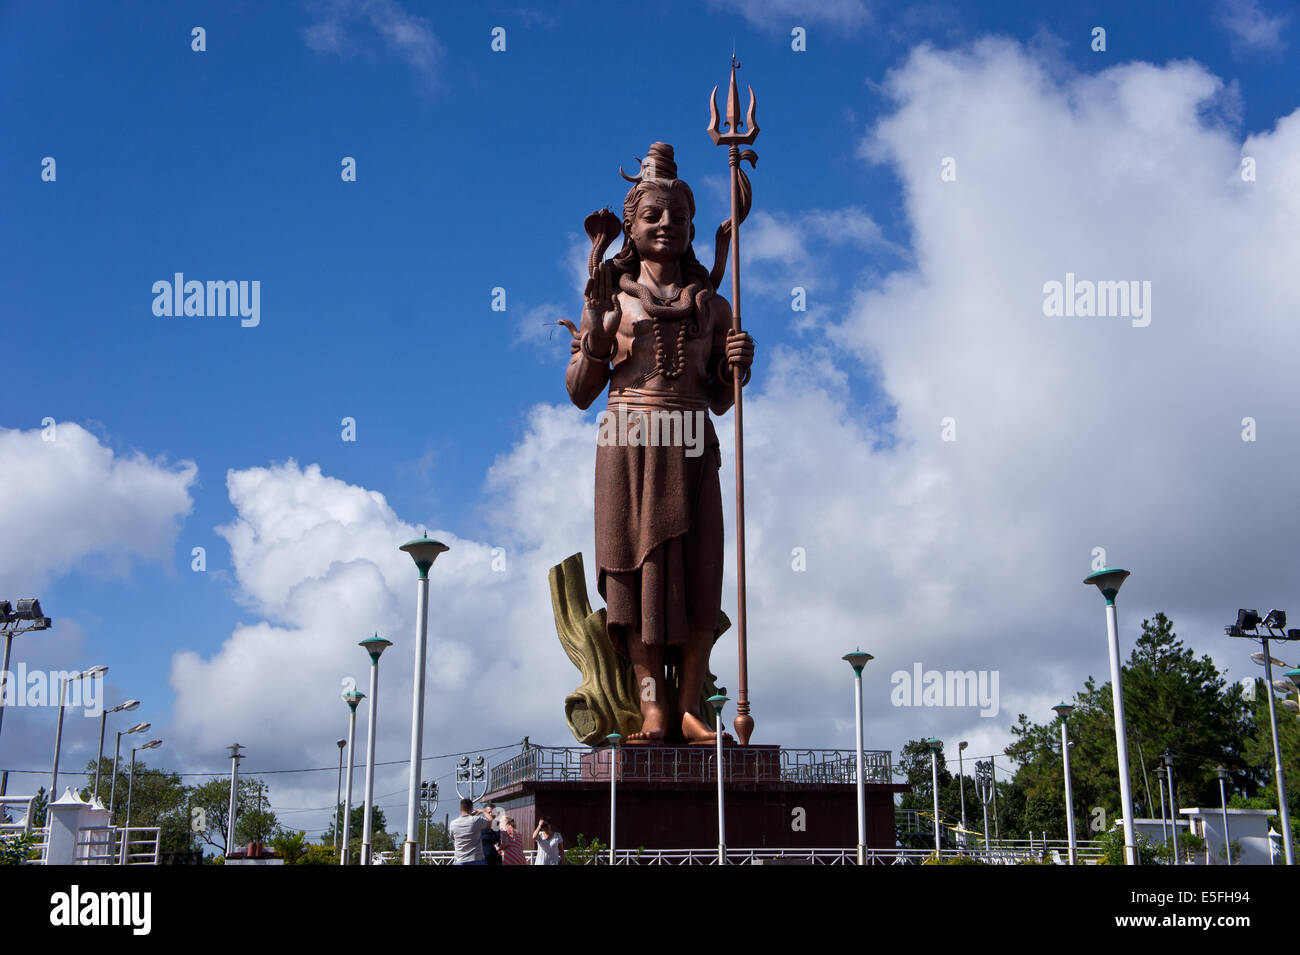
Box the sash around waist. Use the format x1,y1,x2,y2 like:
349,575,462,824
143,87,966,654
606,389,709,413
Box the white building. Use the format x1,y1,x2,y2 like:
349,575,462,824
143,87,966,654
1179,807,1277,866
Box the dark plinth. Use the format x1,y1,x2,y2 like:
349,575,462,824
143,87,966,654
486,745,907,852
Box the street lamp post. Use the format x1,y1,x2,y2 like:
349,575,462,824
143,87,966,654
108,722,149,819
975,761,993,861
341,689,364,865
1084,567,1138,865
225,743,245,858
1164,750,1179,865
359,634,392,866
121,738,162,864
1154,766,1168,847
51,665,108,796
1216,765,1232,866
842,650,873,865
94,700,140,802
1053,703,1077,865
927,738,943,856
420,780,439,858
708,694,728,864
957,740,968,851
399,534,449,866
333,738,347,852
606,733,622,865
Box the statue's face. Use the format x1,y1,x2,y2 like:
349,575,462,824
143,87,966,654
628,184,691,263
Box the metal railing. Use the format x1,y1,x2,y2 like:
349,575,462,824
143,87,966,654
114,827,162,865
489,746,892,791
376,845,1105,865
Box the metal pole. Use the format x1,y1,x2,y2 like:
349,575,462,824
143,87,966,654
956,748,967,847
853,670,865,865
93,710,108,802
1060,720,1077,865
109,731,123,818
404,574,431,866
982,799,990,861
1167,757,1180,864
226,747,241,858
50,676,68,796
716,722,726,863
334,745,345,852
930,748,941,855
1157,772,1167,846
121,748,137,865
1105,601,1138,864
361,658,380,865
1219,776,1232,866
342,706,358,865
1261,634,1294,865
0,632,13,748
609,744,618,865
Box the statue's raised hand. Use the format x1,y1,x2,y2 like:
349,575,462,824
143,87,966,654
583,262,621,357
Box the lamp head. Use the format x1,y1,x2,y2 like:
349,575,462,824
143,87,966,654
1052,702,1075,720
926,737,942,752
706,693,729,715
336,738,347,749
1083,568,1129,605
81,665,109,680
841,649,874,674
1287,669,1300,688
1262,609,1287,630
1237,609,1261,631
400,535,450,579
141,739,163,751
1215,765,1230,780
343,689,365,711
359,634,392,662
959,740,968,751
114,700,141,713
128,722,150,734
14,598,43,620
606,732,624,747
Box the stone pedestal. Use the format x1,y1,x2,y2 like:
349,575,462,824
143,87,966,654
45,787,111,865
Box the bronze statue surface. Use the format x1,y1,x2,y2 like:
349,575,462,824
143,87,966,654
561,141,753,744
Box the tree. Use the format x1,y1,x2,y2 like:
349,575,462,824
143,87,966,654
187,777,280,856
82,759,189,854
321,803,396,864
1004,612,1269,852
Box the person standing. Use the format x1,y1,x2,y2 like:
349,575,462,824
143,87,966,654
449,798,490,865
499,815,526,866
532,817,564,865
480,803,502,865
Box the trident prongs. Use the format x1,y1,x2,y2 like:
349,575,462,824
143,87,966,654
708,54,759,146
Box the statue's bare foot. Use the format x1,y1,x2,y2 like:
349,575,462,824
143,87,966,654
681,711,730,743
629,705,669,741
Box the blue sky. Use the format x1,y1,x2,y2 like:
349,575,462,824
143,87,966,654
3,0,1299,839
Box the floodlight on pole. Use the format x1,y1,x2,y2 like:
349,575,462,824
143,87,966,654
51,664,108,796
359,634,391,865
1164,750,1180,864
399,534,449,866
0,597,52,751
1226,608,1294,865
1052,702,1078,865
1084,567,1138,865
842,650,873,865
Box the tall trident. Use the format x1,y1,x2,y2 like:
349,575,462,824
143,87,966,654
707,55,759,745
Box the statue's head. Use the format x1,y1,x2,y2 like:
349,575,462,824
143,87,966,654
614,143,709,282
